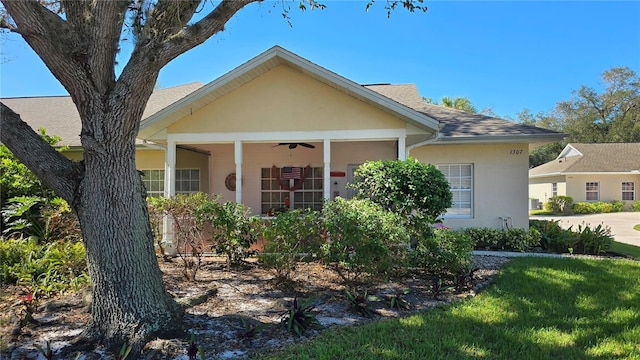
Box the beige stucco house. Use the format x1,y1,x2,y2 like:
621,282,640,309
529,143,640,208
3,46,564,229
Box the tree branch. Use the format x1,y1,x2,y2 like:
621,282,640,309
155,0,259,67
0,102,82,204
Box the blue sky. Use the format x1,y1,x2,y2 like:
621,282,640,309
1,1,639,119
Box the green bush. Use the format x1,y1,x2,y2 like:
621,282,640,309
610,200,625,212
411,229,473,275
148,193,212,280
260,209,324,281
529,220,573,253
0,238,89,297
321,198,409,284
632,200,640,212
569,223,613,255
463,227,540,252
572,202,596,214
544,196,573,214
573,201,626,214
199,201,261,269
593,202,613,213
529,219,613,255
349,158,452,243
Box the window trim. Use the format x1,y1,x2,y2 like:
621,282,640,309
260,166,324,215
622,181,635,201
437,163,473,219
552,182,558,197
140,168,201,197
585,182,599,201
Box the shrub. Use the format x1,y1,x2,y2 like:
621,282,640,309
610,200,625,212
464,227,539,252
529,219,613,255
544,196,573,214
572,202,596,214
0,238,89,297
593,202,613,213
321,198,409,284
147,193,211,281
569,223,613,255
573,201,626,214
198,201,261,269
529,219,573,253
349,158,452,243
411,229,473,275
260,208,324,282
632,200,640,212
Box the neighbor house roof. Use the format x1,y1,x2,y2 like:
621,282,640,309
1,82,203,147
529,143,640,178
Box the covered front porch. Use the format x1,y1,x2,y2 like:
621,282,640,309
163,130,407,215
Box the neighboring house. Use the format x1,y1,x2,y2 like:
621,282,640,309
529,143,640,208
2,46,564,230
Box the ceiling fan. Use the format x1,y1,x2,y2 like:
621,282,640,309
273,142,316,149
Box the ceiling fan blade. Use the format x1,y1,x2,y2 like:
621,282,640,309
299,143,315,149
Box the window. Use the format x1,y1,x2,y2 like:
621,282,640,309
585,182,599,201
437,164,473,218
261,166,323,214
141,169,164,197
141,169,200,197
552,183,558,197
622,182,635,201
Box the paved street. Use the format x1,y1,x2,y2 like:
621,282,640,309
532,212,640,246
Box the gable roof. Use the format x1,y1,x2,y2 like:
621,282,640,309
138,46,441,141
365,84,564,144
1,82,203,147
529,143,640,177
3,45,564,148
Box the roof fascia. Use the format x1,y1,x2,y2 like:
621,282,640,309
433,133,567,145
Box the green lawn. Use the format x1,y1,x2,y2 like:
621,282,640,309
611,241,640,260
257,257,640,360
634,224,640,232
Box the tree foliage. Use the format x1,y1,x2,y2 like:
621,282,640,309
349,158,452,221
423,96,478,113
521,67,639,167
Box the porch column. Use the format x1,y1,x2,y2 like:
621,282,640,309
162,140,177,255
323,138,331,200
234,140,243,204
164,139,176,197
397,136,406,160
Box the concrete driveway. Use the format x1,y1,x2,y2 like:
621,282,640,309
532,212,640,246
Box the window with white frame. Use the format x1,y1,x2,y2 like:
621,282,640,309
552,183,558,197
437,164,473,218
585,182,599,201
622,182,635,201
140,169,200,197
261,166,323,214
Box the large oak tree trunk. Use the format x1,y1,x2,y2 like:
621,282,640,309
76,114,181,347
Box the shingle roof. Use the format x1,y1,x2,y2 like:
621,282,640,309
365,84,563,141
529,143,640,176
1,82,203,146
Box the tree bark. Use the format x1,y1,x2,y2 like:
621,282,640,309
76,106,182,350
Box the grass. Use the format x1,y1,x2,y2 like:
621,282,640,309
529,209,558,216
610,241,640,260
634,224,640,232
256,257,640,360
